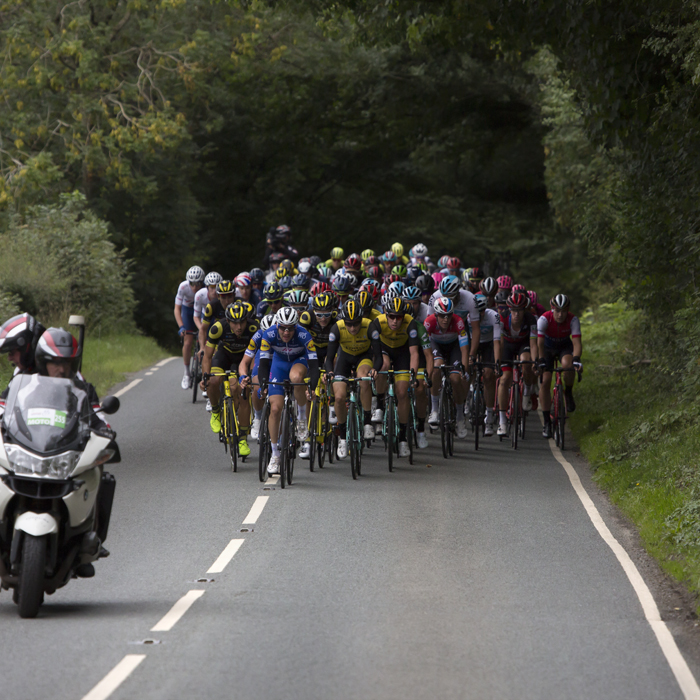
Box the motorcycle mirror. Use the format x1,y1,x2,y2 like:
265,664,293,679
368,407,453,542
100,396,120,415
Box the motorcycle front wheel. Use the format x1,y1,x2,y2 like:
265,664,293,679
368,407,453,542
18,534,46,618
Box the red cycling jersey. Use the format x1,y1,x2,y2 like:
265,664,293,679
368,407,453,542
423,314,469,346
537,311,581,342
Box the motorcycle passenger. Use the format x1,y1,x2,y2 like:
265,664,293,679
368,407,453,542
0,313,46,400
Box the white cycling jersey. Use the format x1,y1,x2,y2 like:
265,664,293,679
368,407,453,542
175,280,196,308
411,301,431,324
193,287,210,320
428,289,478,326
468,308,501,343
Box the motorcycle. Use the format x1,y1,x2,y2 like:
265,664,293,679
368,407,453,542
0,372,120,617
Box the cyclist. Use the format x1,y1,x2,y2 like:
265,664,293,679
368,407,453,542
175,265,205,389
325,247,345,272
257,307,319,475
527,290,546,317
424,298,470,438
263,225,299,268
324,299,375,458
402,285,430,323
240,314,275,440
203,302,258,457
199,280,236,358
471,293,502,437
496,292,538,437
194,272,222,328
415,273,435,306
537,294,582,438
356,289,381,321
409,243,429,266
235,272,262,308
332,276,352,310
391,242,410,265
466,267,484,294
479,277,498,309
255,281,285,319
0,313,46,400
368,297,420,457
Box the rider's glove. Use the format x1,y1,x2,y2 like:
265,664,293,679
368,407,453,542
536,358,547,371
178,325,186,337
573,355,582,366
494,361,503,378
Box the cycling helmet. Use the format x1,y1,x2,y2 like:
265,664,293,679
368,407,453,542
365,265,381,281
317,264,333,279
432,271,445,287
362,280,381,302
263,281,283,302
343,299,363,323
332,276,352,295
275,267,288,281
412,243,428,257
512,283,526,294
527,290,539,305
402,285,421,301
216,280,234,295
437,255,450,269
405,265,422,284
434,297,454,315
391,242,404,258
225,302,248,322
496,274,513,291
364,255,379,267
0,313,45,367
344,253,362,271
309,255,322,268
204,271,222,287
285,289,309,308
495,290,509,305
383,250,397,264
35,327,80,377
391,264,407,278
275,307,299,327
292,273,310,290
330,247,344,260
361,249,375,262
249,269,266,285
235,272,252,287
461,269,472,287
297,260,312,275
310,281,331,296
480,277,497,296
415,274,435,295
507,292,528,310
439,275,461,299
469,266,484,282
186,265,205,283
385,297,407,316
388,281,405,297
278,275,293,291
550,293,570,310
355,290,374,311
260,314,275,330
446,257,461,272
242,301,256,320
313,292,335,312
474,294,488,312
279,259,295,274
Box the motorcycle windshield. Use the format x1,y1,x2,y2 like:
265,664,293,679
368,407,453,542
2,374,90,454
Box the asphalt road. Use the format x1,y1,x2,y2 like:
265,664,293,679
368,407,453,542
0,358,698,700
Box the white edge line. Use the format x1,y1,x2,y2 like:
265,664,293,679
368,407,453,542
113,378,142,398
151,590,205,632
207,538,245,573
242,495,269,525
156,357,178,367
80,654,146,700
543,414,700,700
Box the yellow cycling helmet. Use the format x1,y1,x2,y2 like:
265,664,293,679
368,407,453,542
361,249,375,261
275,267,288,280
312,292,335,312
216,280,234,295
330,247,344,260
225,301,247,322
343,299,363,323
385,297,406,316
356,290,373,310
391,242,404,258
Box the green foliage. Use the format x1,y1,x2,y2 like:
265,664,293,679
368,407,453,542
0,192,135,329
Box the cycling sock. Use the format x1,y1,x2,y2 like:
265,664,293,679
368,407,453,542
364,410,372,425
523,384,530,396
455,402,464,417
339,422,347,438
399,423,407,441
254,408,262,421
271,443,280,458
431,395,439,412
297,404,305,421
418,418,425,431
499,410,507,425
486,407,493,421
543,410,551,424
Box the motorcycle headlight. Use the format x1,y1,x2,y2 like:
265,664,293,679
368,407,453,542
4,445,80,479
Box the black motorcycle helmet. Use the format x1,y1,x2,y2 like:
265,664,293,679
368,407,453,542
0,313,45,369
35,327,81,377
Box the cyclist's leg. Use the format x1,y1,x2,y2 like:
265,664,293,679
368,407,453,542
373,352,390,421
290,361,309,440
208,349,231,432
498,341,515,433
357,356,375,439
480,341,496,432
559,340,576,412
519,348,535,410
266,358,290,471
429,342,445,425
391,347,411,454
180,306,196,386
539,347,556,436
332,354,351,458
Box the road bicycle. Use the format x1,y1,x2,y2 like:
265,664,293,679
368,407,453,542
338,375,373,479
258,396,271,482
189,337,202,403
435,364,463,459
503,359,535,449
376,370,400,472
267,379,307,488
469,361,497,451
205,371,246,473
551,362,582,451
306,371,334,471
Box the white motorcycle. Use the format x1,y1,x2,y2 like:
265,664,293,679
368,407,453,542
0,373,120,617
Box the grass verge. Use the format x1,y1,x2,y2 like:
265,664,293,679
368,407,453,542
570,302,700,608
0,331,169,398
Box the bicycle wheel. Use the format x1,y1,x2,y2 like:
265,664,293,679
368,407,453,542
552,387,561,447
511,385,519,450
308,400,317,472
447,399,455,456
226,398,238,472
279,404,289,489
191,352,199,403
287,410,296,485
387,396,395,472
258,402,270,481
355,406,363,476
408,403,415,465
439,386,449,459
473,382,481,451
348,403,358,480
318,404,328,469
558,386,566,451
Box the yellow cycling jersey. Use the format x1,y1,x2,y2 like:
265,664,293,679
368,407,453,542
369,313,417,349
329,318,372,356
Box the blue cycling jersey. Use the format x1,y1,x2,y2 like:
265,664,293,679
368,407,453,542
259,325,317,364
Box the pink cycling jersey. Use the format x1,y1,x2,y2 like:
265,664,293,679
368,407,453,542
423,314,469,347
537,311,581,342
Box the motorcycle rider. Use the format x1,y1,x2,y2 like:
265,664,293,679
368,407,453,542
0,313,46,400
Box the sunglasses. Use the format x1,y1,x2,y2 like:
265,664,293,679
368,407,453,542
387,314,404,321
437,313,453,319
345,321,361,328
316,312,332,319
279,325,295,333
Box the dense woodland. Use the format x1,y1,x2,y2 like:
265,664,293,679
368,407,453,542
1,0,699,366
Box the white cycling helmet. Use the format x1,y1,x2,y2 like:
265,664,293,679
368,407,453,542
275,307,299,327
186,265,205,283
412,243,428,257
260,314,275,330
204,271,222,286
439,275,461,299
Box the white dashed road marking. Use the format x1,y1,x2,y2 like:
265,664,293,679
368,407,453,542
207,539,245,574
151,590,205,632
80,654,146,700
242,496,269,524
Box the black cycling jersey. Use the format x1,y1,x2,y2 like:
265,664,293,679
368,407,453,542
206,320,259,356
203,299,227,325
299,309,336,350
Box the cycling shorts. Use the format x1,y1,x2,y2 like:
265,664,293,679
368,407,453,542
477,340,494,365
542,338,574,372
211,348,244,377
181,305,197,333
269,356,308,396
501,339,532,371
431,339,461,366
381,343,411,381
333,349,373,380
